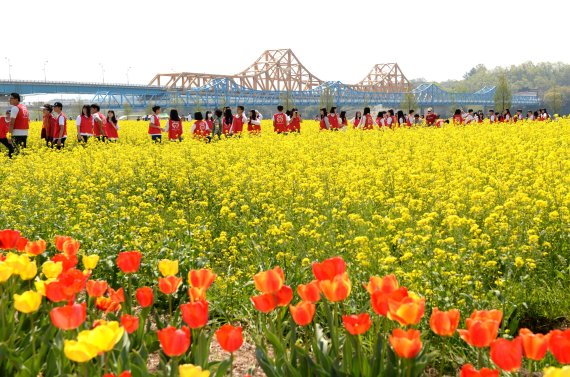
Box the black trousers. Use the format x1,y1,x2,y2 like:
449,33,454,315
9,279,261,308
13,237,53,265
13,135,27,148
0,138,14,158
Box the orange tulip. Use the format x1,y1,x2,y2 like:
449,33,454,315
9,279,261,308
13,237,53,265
62,240,80,257
54,235,73,252
460,364,499,377
430,308,460,336
116,251,142,274
188,269,216,291
519,328,548,361
251,293,277,313
135,287,154,308
86,280,108,298
215,324,243,353
158,276,182,295
548,329,570,364
364,274,399,295
289,301,316,326
490,337,522,371
50,302,86,330
96,297,122,312
458,310,502,348
188,287,207,302
389,328,422,359
387,294,425,326
312,256,346,281
253,266,284,294
180,301,209,329
108,287,125,303
157,326,191,357
25,239,46,256
342,313,372,335
0,229,21,250
275,285,293,306
121,314,140,334
319,272,351,302
371,287,408,317
297,280,321,303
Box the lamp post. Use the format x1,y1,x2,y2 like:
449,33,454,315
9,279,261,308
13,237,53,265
5,57,12,81
99,63,105,83
126,66,132,85
43,60,48,82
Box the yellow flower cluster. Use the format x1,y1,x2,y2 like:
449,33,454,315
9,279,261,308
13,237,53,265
64,321,124,362
0,118,568,313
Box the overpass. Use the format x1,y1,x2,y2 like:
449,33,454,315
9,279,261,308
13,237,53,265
0,49,540,110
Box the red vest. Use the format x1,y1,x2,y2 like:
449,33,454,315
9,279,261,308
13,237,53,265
328,114,339,129
274,113,287,132
106,120,119,139
53,113,67,139
80,115,93,134
222,118,231,134
390,116,397,128
406,116,412,127
148,114,161,134
363,114,374,130
168,119,183,139
232,114,244,133
353,118,361,128
13,104,29,130
92,113,107,136
453,115,463,124
0,117,9,138
193,120,211,137
289,117,300,132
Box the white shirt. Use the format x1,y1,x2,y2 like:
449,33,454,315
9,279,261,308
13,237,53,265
249,118,261,126
10,105,28,136
53,111,66,139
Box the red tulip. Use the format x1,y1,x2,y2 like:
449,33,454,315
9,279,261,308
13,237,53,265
275,285,293,306
45,268,88,302
371,287,408,317
289,301,316,326
319,272,351,302
109,287,125,303
121,314,140,334
490,337,522,371
180,301,209,329
188,269,216,291
54,235,73,251
16,237,28,251
342,313,372,335
297,280,321,303
253,266,284,294
216,324,243,353
389,328,422,359
251,293,277,313
103,372,131,377
519,328,548,361
430,308,460,336
458,310,502,348
51,253,79,272
62,239,80,257
157,326,191,357
387,294,425,326
364,274,399,295
25,240,47,256
135,287,154,308
50,302,86,330
158,276,182,295
312,256,346,281
117,251,142,274
86,280,108,298
0,229,22,250
460,364,499,377
548,329,570,363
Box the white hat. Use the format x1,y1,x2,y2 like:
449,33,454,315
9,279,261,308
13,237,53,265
427,107,433,112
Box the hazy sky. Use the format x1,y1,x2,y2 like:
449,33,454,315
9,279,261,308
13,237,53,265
3,0,568,86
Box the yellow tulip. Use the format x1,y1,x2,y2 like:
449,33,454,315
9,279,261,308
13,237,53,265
179,364,211,377
78,321,124,353
63,340,98,363
19,261,38,280
42,261,63,279
34,280,47,296
82,254,100,270
13,290,42,313
544,367,570,377
5,253,29,273
158,259,179,277
0,261,13,283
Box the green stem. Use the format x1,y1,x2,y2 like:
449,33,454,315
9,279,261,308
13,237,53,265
477,347,484,370
229,353,234,377
168,295,173,325
30,313,36,360
170,356,179,377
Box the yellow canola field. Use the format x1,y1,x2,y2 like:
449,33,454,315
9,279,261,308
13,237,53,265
1,119,569,319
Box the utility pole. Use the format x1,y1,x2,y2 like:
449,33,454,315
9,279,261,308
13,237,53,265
43,60,48,82
99,63,105,83
126,66,132,85
5,57,12,80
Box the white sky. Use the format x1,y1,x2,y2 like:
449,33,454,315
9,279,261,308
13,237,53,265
3,0,569,86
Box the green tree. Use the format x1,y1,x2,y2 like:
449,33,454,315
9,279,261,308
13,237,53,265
319,88,334,110
494,73,512,112
544,86,564,114
279,90,295,110
400,92,418,113
123,101,133,119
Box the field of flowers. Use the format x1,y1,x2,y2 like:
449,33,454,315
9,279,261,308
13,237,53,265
0,118,569,376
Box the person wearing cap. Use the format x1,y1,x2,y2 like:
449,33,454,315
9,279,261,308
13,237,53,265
52,102,67,149
90,103,108,141
0,109,15,158
425,107,437,126
41,104,55,147
8,93,30,149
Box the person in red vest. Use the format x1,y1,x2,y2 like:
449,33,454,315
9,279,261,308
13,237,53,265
205,111,213,132
247,109,261,133
52,102,68,149
339,111,348,129
274,105,288,133
351,111,362,128
165,109,184,141
452,109,463,124
319,108,330,130
8,93,30,149
488,109,496,123
289,109,301,133
76,105,92,143
405,110,414,126
191,111,212,140
328,107,340,130
148,105,162,142
397,110,406,127
222,108,233,136
362,107,374,130
230,106,247,136
386,109,397,128
40,104,55,147
106,110,120,141
90,104,108,141
425,107,438,126
0,109,15,158
514,109,523,123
